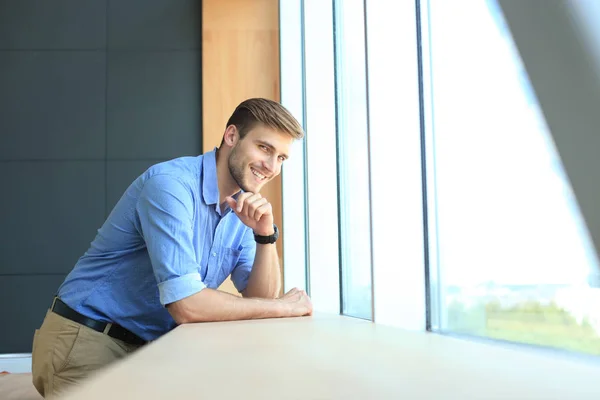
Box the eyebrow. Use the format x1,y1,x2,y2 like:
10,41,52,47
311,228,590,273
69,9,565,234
256,140,289,159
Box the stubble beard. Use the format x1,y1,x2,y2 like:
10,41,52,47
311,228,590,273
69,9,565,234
228,146,253,193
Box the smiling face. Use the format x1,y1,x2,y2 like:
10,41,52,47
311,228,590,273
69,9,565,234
227,124,293,193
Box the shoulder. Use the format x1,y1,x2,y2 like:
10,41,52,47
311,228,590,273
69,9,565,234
134,156,203,208
146,156,202,180
141,156,201,190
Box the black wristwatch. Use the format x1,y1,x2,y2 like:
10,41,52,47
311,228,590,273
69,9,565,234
254,224,279,244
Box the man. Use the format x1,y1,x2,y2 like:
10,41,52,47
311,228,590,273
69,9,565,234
31,98,313,398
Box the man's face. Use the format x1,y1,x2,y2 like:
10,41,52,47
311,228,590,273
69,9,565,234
228,124,293,193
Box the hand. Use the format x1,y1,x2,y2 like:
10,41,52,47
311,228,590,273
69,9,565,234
278,287,313,317
226,192,274,236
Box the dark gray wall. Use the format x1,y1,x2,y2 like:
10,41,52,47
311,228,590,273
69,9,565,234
0,0,202,353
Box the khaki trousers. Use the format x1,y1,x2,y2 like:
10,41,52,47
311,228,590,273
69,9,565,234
32,310,142,399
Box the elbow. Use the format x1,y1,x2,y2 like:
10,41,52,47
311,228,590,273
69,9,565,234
167,300,194,324
167,291,213,324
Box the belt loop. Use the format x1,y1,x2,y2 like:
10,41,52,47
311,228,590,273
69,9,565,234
51,296,58,311
103,323,113,335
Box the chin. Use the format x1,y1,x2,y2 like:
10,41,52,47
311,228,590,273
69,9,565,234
249,183,264,193
244,174,268,193
240,181,260,194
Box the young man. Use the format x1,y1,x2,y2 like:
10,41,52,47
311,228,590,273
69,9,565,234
31,98,312,398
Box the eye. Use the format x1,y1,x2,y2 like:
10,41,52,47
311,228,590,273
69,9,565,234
259,145,269,153
278,155,286,162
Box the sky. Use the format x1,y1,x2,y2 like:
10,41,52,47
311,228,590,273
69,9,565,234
428,0,600,286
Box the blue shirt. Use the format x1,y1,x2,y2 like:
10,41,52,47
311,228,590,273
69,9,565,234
58,149,256,341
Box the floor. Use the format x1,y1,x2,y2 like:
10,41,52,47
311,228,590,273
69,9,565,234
0,373,43,400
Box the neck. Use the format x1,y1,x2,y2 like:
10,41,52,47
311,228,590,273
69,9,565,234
215,148,241,205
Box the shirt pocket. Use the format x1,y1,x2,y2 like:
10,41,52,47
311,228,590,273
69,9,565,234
205,246,242,289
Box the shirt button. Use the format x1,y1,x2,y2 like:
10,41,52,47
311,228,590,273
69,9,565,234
212,252,217,257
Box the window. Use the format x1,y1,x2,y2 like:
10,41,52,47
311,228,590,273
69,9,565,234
280,0,600,357
365,0,426,329
280,0,308,294
333,0,373,320
423,0,600,356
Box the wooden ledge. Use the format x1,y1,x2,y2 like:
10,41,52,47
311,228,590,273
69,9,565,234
59,313,600,399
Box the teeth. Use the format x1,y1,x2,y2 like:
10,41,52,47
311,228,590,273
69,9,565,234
251,168,266,180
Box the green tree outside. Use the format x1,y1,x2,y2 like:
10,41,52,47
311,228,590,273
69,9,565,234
446,299,600,356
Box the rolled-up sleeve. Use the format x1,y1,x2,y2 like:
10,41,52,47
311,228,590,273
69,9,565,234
136,174,205,305
230,227,257,293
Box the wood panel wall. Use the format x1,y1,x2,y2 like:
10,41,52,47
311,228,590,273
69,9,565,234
202,0,282,295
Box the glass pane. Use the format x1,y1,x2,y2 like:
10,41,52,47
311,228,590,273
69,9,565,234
303,0,342,313
334,0,373,319
426,0,600,356
365,0,427,328
280,0,309,293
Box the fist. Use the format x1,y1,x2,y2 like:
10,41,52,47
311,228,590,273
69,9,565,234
279,288,313,317
226,192,274,236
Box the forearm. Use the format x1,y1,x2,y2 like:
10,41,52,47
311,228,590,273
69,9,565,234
243,243,282,299
167,288,286,324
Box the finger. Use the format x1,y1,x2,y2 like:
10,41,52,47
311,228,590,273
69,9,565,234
247,193,264,205
244,193,264,217
254,201,272,221
252,200,270,221
241,194,263,218
225,196,237,210
235,192,255,213
249,198,268,221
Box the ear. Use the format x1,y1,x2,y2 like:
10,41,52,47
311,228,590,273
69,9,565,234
223,125,239,147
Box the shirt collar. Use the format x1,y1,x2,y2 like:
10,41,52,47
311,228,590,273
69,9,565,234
202,148,219,206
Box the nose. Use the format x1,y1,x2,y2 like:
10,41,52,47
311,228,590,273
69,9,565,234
262,155,279,175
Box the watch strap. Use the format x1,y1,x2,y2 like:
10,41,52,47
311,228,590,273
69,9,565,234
254,224,279,244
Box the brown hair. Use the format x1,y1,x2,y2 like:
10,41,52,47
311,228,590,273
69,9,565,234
225,98,304,140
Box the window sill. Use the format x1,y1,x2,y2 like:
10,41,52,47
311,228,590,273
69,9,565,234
61,313,600,399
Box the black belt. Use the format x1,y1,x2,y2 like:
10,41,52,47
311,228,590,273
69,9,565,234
51,297,147,346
